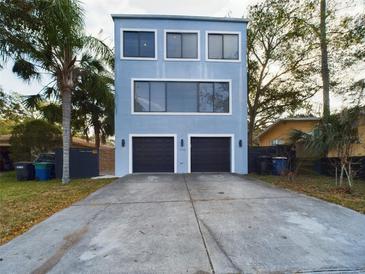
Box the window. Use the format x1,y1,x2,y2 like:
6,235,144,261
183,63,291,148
272,139,284,145
123,30,155,58
207,33,239,60
133,81,230,113
166,32,198,59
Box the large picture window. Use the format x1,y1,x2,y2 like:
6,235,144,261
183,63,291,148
123,30,156,58
207,33,239,60
134,81,230,113
166,32,198,59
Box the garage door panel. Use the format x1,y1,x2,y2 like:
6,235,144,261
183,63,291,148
133,137,174,172
191,137,231,172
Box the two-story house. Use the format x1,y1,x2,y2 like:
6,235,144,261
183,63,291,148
112,14,248,176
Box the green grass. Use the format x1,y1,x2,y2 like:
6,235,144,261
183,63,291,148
252,174,365,214
0,171,114,245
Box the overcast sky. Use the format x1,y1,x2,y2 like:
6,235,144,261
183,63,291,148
0,0,363,112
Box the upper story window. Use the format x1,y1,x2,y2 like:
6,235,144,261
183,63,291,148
207,32,240,61
133,80,230,114
122,29,156,59
165,31,199,60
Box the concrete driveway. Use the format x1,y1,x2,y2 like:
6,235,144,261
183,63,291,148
1,174,365,274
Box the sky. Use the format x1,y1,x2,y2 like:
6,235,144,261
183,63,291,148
0,0,364,112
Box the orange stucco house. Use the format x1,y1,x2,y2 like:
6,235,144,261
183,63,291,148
257,116,365,158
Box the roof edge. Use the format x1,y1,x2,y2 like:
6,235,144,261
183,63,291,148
111,14,249,23
257,117,321,139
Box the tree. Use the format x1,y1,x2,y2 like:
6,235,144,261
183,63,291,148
0,0,113,183
0,87,34,134
23,54,115,148
295,0,365,113
320,0,330,116
10,119,62,161
72,54,114,148
290,107,361,188
247,0,319,145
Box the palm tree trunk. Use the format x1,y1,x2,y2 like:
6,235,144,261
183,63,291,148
320,0,330,117
62,89,72,184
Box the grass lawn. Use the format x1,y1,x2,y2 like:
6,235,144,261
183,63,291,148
252,174,365,214
0,171,114,245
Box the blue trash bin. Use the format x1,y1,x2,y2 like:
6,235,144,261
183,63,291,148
34,162,53,181
272,157,288,175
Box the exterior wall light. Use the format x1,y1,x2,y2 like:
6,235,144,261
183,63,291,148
121,139,125,147
180,139,184,147
239,140,242,147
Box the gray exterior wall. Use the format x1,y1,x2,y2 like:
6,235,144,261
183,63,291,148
113,15,248,176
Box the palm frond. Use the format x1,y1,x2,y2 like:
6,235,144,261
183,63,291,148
83,36,114,68
12,58,40,81
23,94,43,109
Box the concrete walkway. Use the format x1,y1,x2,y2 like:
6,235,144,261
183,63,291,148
1,174,365,273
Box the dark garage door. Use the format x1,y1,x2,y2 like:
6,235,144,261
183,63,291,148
132,137,174,173
191,137,231,172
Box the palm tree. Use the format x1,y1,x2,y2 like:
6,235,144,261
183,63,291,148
72,54,114,148
290,108,361,187
0,0,113,183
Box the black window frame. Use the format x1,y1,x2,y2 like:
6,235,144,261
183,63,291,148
208,33,239,60
166,32,199,59
123,30,156,58
133,81,230,113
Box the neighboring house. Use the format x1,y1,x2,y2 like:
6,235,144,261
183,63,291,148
258,116,365,158
257,117,321,159
257,118,321,147
112,14,248,176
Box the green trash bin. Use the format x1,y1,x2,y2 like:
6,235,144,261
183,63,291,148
34,162,53,181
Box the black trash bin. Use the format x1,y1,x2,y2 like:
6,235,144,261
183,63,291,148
15,162,35,181
257,156,272,175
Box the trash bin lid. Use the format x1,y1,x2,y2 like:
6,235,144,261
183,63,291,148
34,162,52,168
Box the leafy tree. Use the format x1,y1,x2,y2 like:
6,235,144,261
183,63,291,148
0,88,32,122
0,87,34,134
247,0,365,144
247,0,319,145
320,0,330,116
0,0,113,183
294,0,365,113
10,119,62,161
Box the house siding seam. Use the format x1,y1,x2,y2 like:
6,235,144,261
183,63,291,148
113,16,248,176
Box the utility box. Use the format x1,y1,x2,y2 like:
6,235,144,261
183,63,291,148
55,148,99,179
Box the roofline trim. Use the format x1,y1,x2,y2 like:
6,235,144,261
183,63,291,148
257,117,321,139
111,14,249,23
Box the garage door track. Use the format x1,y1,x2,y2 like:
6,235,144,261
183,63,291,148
1,174,365,273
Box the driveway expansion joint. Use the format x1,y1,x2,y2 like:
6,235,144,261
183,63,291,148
183,174,215,274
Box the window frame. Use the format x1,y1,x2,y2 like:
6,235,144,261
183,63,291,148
121,28,157,60
131,78,232,115
205,31,241,62
164,30,200,61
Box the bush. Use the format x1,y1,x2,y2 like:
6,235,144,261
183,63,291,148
10,119,62,161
